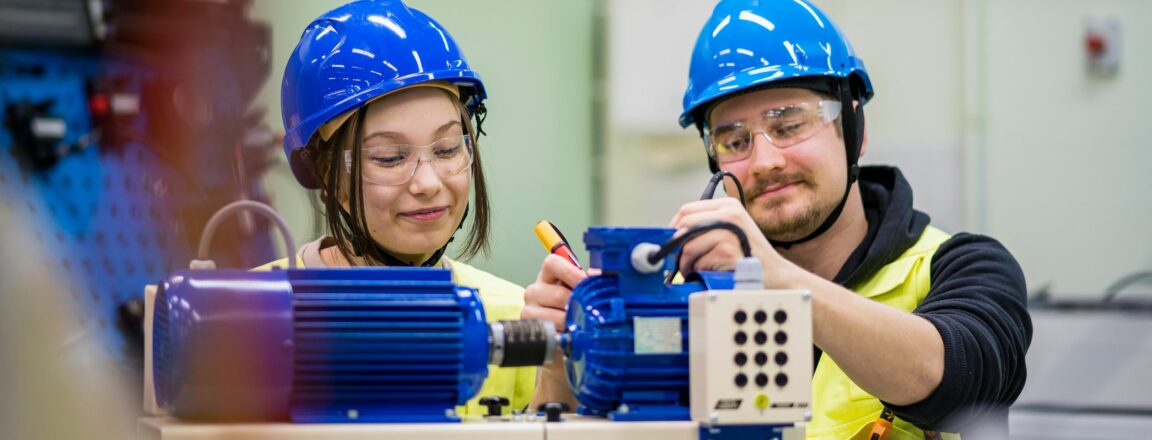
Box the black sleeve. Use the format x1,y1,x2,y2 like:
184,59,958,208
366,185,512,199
883,233,1032,432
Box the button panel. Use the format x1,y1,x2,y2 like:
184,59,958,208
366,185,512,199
689,289,812,424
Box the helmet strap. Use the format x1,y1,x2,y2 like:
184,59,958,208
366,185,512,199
768,78,864,249
337,204,468,267
473,102,488,137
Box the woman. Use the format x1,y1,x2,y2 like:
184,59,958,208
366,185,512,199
259,0,535,416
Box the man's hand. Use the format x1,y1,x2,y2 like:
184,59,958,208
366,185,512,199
668,197,793,284
671,197,945,406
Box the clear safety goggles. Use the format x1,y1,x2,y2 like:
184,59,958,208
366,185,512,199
344,134,473,186
707,99,842,164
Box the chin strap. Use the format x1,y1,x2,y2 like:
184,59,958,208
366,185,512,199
338,204,469,267
769,78,864,249
365,240,449,268
473,102,488,137
768,164,858,249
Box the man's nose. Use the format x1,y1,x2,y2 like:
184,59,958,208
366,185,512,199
747,132,787,175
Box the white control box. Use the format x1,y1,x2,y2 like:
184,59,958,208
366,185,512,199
688,290,812,425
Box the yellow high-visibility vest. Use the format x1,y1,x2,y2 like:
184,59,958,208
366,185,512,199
806,226,960,440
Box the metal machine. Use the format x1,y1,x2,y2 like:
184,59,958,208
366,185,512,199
147,201,553,423
151,266,554,423
142,202,811,439
564,226,812,429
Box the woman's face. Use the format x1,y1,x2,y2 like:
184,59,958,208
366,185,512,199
341,87,471,263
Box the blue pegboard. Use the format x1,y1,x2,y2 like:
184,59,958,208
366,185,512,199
0,47,276,361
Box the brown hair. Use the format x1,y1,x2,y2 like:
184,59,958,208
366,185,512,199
306,93,490,266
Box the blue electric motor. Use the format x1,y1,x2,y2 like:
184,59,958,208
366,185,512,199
565,227,731,421
153,267,493,423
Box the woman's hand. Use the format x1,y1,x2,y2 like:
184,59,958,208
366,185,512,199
522,253,586,411
522,253,587,331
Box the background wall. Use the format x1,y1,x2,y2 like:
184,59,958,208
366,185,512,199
979,0,1152,298
251,0,598,287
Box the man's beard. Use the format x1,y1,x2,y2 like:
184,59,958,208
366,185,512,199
744,172,836,242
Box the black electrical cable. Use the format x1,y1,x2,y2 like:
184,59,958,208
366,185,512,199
662,173,751,283
700,171,746,207
652,221,752,285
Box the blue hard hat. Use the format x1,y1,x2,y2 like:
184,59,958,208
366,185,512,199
281,0,486,188
679,0,873,129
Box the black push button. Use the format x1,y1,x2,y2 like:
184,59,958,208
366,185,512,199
774,310,788,324
774,330,788,345
755,351,768,366
754,310,767,324
755,373,769,387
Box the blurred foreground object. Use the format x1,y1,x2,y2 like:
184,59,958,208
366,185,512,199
0,0,276,367
0,198,134,440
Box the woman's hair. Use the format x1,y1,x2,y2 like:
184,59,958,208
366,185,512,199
306,92,490,266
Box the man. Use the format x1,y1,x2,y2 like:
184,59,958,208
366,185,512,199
523,1,1031,439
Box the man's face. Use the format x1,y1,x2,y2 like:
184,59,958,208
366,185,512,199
708,87,848,242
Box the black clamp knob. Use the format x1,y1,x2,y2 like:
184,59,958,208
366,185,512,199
537,402,569,422
479,396,510,417
4,98,67,170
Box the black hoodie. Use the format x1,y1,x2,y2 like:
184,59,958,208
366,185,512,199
822,166,1032,437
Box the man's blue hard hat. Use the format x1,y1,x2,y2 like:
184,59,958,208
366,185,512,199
680,0,873,129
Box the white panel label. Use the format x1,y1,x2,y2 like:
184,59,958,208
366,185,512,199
633,316,682,354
